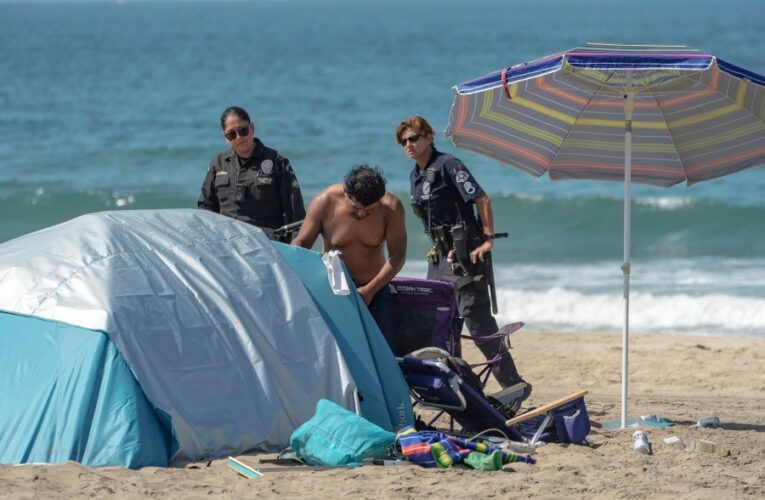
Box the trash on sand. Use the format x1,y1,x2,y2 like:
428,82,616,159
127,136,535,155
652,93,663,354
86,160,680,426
507,440,541,454
228,457,263,479
685,438,730,457
632,430,651,455
639,414,674,426
601,418,673,429
662,436,685,447
691,416,720,428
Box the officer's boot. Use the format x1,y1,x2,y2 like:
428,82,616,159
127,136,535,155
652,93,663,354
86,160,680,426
492,350,532,405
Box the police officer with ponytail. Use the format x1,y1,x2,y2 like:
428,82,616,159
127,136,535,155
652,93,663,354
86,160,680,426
198,106,305,242
396,115,531,399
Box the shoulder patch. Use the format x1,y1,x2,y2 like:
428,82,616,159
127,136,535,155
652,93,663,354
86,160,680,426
261,159,274,174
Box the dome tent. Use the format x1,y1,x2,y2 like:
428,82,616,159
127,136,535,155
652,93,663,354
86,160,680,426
0,209,412,467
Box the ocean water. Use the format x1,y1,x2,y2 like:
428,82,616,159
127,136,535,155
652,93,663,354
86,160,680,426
1,0,764,337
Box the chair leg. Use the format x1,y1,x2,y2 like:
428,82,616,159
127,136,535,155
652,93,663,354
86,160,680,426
426,410,446,427
530,413,552,446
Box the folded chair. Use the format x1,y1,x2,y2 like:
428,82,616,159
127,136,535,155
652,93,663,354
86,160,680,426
397,351,528,441
397,352,590,446
392,277,590,445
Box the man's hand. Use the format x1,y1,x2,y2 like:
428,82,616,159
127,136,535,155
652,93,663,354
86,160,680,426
357,284,374,305
470,239,494,264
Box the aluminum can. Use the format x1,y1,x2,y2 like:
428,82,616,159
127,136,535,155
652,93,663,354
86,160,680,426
632,430,650,454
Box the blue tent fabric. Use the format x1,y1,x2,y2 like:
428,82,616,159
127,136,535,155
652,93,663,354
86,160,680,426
0,312,173,468
274,243,414,432
0,210,412,467
0,210,360,462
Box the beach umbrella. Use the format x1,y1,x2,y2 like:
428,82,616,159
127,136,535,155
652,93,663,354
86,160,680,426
445,43,765,427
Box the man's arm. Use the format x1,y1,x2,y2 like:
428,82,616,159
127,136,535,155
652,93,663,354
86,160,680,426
197,163,219,212
290,190,327,249
470,193,494,263
357,194,407,304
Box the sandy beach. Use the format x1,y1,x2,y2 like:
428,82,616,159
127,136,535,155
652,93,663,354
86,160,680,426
2,330,764,499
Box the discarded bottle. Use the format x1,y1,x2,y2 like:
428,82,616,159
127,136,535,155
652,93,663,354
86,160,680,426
632,430,651,455
694,416,720,428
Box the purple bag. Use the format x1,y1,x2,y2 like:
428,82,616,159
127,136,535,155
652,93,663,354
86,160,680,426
390,277,460,357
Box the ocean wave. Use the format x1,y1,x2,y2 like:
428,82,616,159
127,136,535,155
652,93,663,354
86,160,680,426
513,192,545,202
493,287,765,338
635,196,695,210
401,259,765,338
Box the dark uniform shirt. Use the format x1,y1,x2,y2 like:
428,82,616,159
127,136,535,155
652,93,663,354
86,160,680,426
410,148,485,231
198,138,306,236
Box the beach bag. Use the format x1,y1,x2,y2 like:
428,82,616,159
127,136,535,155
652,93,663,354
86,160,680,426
550,397,591,444
290,399,395,466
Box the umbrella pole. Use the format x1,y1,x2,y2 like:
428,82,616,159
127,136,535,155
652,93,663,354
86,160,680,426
621,74,635,429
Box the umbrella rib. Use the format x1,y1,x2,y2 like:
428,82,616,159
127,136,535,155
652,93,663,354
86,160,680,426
649,69,765,126
547,70,618,172
650,92,689,185
653,65,765,184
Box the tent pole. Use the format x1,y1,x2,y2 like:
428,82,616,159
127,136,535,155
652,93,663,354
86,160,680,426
621,72,635,429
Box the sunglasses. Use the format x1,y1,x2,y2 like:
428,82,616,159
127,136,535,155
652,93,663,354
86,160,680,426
224,124,251,141
399,134,421,146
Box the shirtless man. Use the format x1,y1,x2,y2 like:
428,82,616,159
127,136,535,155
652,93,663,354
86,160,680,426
291,164,406,349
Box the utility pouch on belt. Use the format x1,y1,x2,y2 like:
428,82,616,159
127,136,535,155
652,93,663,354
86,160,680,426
429,226,452,256
450,223,470,262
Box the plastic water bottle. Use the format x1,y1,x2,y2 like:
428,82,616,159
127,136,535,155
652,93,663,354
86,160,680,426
632,430,651,454
694,416,720,428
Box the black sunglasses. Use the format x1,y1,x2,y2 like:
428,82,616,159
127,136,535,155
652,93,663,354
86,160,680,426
399,134,421,146
224,124,251,141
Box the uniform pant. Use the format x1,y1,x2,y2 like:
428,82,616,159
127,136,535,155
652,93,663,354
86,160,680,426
367,285,397,352
427,254,523,388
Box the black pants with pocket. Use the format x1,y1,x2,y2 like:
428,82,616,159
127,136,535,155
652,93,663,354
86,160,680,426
427,252,522,388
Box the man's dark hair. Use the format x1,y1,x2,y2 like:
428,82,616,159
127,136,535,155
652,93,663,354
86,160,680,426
343,164,387,206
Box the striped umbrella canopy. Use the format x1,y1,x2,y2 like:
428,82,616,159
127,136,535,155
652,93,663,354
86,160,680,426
446,43,765,427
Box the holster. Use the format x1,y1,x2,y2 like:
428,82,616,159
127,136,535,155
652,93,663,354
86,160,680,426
449,221,489,291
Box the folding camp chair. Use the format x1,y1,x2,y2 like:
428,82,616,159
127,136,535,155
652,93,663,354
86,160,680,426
397,353,590,446
397,352,529,441
391,276,525,389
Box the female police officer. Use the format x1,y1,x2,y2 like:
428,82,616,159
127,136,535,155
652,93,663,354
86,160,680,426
396,115,531,398
198,106,305,242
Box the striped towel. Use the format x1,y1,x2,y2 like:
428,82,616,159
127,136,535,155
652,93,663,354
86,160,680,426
396,426,535,469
